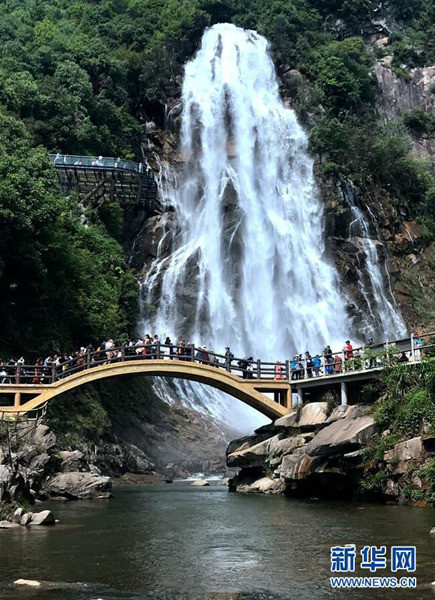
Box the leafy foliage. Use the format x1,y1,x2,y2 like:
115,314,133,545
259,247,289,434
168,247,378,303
0,109,137,357
374,359,435,437
0,0,433,358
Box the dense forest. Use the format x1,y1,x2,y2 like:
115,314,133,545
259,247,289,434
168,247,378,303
0,0,434,357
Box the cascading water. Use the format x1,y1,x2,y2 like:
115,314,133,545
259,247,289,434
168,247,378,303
342,180,407,340
143,23,347,359
140,23,405,426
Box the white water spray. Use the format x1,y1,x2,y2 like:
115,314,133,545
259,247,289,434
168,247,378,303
143,23,348,361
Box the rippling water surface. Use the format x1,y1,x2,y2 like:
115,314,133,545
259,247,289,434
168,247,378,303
0,482,434,599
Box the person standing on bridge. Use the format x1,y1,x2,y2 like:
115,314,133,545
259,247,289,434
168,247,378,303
312,354,322,377
177,338,186,360
415,334,423,360
165,337,173,358
105,339,114,362
152,335,160,358
202,346,210,364
238,357,252,379
343,340,354,371
305,352,313,378
274,361,284,380
333,353,342,373
224,347,234,371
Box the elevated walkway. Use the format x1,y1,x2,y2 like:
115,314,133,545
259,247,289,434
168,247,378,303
49,154,158,209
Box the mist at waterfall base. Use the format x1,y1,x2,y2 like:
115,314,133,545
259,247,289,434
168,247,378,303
141,24,404,431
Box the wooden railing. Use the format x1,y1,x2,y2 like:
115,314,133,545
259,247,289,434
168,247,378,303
1,332,434,388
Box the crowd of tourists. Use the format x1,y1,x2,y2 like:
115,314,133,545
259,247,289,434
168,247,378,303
0,333,425,385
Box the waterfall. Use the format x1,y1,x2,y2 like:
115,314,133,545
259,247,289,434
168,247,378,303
142,23,348,362
139,23,405,426
342,180,407,340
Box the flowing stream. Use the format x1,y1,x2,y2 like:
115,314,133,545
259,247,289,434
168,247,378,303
1,483,434,599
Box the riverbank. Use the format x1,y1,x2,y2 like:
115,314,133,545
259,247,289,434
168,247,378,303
227,400,435,505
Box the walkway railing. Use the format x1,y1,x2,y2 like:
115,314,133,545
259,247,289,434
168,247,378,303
1,332,434,388
49,154,150,175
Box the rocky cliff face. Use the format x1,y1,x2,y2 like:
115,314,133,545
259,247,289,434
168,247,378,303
227,402,435,505
374,62,435,158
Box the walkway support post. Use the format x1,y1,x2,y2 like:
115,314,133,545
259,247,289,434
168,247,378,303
256,359,261,379
411,333,415,362
297,386,303,406
285,360,290,381
341,381,348,408
14,392,21,407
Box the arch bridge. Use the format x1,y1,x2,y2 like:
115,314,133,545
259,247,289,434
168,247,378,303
0,334,432,420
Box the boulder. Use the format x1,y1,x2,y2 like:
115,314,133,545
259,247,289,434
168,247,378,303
30,510,55,526
384,437,424,475
0,520,20,529
279,453,322,481
326,404,370,424
430,527,435,535
247,477,284,494
393,437,423,461
191,479,209,486
18,423,56,452
12,507,25,523
384,479,399,498
41,472,112,499
227,434,280,468
305,416,377,457
226,432,274,456
267,435,307,467
20,512,33,526
274,403,330,430
274,412,298,428
56,450,87,473
0,465,13,502
14,580,41,588
124,445,155,474
28,452,54,474
298,403,329,428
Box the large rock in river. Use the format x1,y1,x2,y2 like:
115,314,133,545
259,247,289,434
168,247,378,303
305,416,376,457
30,510,55,526
41,472,112,499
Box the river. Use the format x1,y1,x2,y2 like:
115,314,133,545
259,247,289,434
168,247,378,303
0,482,434,599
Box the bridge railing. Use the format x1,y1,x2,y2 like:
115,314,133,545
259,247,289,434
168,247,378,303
2,332,434,389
